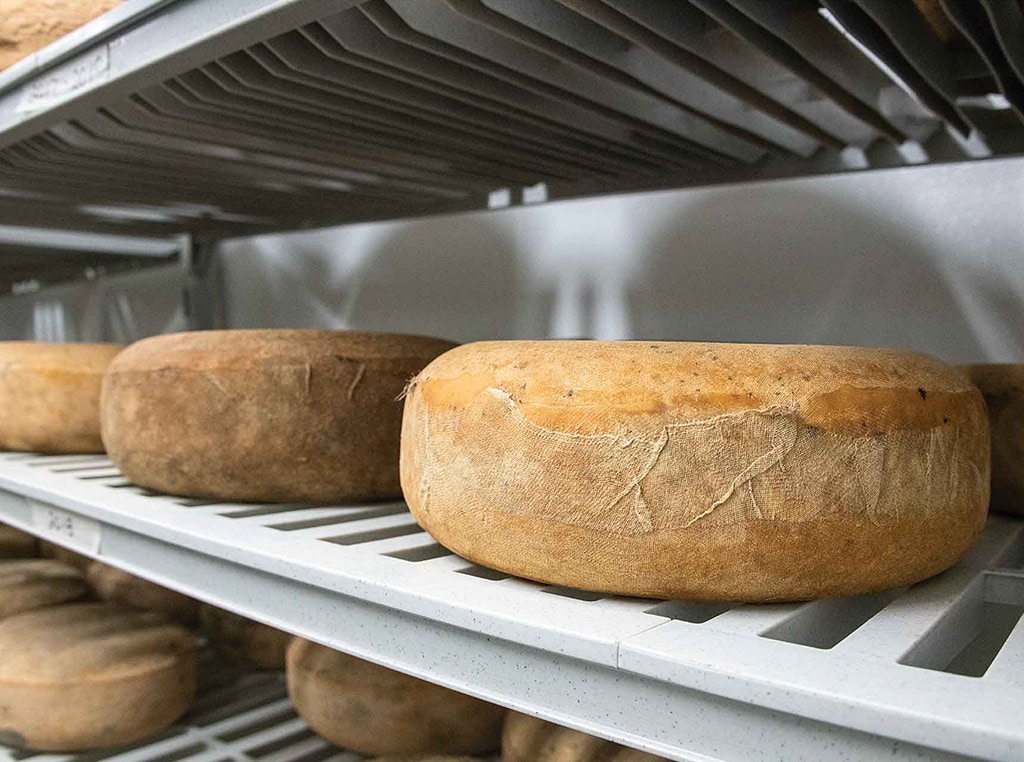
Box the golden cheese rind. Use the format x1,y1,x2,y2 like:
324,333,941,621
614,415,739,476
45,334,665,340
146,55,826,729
965,364,1024,516
0,342,122,454
101,330,456,503
87,562,200,625
0,602,196,751
287,639,504,757
503,712,664,762
200,605,291,669
400,341,990,601
0,559,88,618
0,0,122,72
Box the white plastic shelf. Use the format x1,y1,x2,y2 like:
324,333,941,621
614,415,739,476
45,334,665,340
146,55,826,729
1,452,1023,762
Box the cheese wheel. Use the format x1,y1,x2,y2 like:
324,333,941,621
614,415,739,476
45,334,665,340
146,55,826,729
286,639,504,756
200,605,291,669
964,364,1024,516
0,560,88,618
401,341,990,601
0,524,37,559
39,540,91,569
0,342,123,453
0,0,123,71
0,603,196,751
503,712,664,762
87,562,199,625
101,330,456,503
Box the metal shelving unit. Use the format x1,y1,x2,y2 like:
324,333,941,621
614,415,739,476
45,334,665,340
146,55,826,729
1,452,1023,762
4,2,1024,760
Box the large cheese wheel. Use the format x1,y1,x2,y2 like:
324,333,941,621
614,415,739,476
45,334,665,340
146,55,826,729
101,330,456,503
200,605,291,669
0,0,123,71
87,562,199,625
286,639,504,757
965,364,1024,516
0,602,197,751
372,757,482,762
0,524,37,559
0,559,88,618
0,342,122,454
503,712,664,762
401,341,990,601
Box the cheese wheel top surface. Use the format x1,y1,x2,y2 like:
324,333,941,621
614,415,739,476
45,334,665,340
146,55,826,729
108,330,455,371
0,559,88,618
0,342,123,372
0,602,196,684
103,330,456,503
401,340,989,601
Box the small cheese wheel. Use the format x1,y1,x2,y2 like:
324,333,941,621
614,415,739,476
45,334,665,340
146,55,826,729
965,364,1024,516
87,562,199,625
101,330,456,503
0,0,122,71
0,342,122,453
38,541,91,570
401,341,990,601
200,605,291,669
0,524,37,559
0,560,88,618
0,602,197,751
287,639,504,757
503,713,664,762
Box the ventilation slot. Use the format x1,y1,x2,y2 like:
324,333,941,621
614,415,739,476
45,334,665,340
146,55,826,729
761,587,905,649
646,600,733,624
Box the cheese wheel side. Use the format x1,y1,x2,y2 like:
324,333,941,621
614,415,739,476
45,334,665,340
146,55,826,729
401,341,989,601
503,712,665,762
0,560,88,618
0,343,123,454
0,524,37,559
0,603,197,751
200,605,291,669
101,330,456,503
287,639,504,756
87,562,200,625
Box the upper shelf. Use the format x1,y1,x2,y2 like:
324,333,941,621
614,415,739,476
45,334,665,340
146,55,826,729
1,0,1023,239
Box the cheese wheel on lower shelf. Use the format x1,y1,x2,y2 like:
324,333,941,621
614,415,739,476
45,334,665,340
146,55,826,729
0,603,197,751
0,1,123,71
0,524,36,559
39,541,91,569
200,605,291,669
964,364,1024,516
101,330,456,503
286,639,504,757
503,712,664,762
0,342,123,453
401,341,990,601
87,562,200,625
372,757,482,761
0,560,88,618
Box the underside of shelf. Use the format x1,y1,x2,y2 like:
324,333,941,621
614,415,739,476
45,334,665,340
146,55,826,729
1,452,1023,762
0,0,1023,239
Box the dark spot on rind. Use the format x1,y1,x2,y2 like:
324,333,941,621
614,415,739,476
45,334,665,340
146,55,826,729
0,729,27,748
943,417,949,424
565,390,574,397
918,388,927,400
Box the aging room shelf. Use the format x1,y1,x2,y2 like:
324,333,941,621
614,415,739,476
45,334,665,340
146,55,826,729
1,451,1023,762
1,0,1023,239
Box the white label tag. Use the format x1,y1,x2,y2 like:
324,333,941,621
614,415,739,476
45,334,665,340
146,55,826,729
17,46,110,113
30,501,102,555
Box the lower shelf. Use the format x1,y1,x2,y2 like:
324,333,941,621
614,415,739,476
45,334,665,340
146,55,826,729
0,452,1022,762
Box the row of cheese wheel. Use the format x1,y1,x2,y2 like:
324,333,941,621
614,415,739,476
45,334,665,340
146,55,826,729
1,335,1021,601
0,537,659,760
